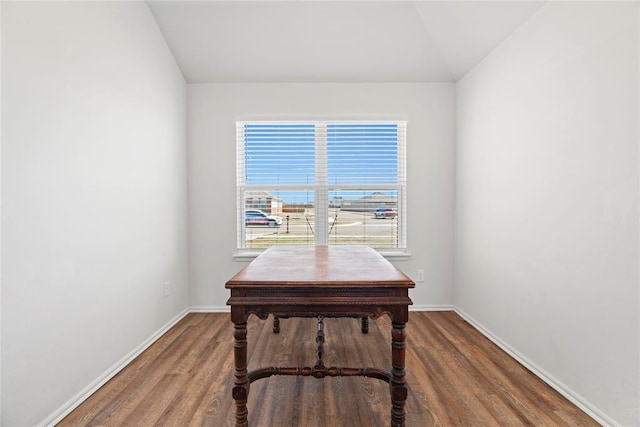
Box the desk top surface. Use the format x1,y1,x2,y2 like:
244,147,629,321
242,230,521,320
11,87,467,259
226,245,415,288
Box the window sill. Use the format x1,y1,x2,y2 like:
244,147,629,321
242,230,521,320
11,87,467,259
233,251,264,262
233,248,411,262
375,250,412,261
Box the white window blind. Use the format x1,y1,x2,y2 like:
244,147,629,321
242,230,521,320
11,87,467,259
236,121,406,250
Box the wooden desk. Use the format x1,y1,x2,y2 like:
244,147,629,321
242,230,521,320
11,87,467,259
226,245,415,427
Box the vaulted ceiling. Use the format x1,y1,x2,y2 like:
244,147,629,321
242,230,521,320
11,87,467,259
147,1,545,83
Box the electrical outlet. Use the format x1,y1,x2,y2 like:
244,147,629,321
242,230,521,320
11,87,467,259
164,281,170,297
416,269,425,282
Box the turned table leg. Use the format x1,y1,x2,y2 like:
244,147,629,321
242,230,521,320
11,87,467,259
390,321,408,427
232,320,249,427
361,316,369,333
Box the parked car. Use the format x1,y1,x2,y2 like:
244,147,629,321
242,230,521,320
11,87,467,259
374,208,397,219
245,210,281,227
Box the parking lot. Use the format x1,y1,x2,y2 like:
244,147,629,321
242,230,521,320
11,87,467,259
245,209,398,248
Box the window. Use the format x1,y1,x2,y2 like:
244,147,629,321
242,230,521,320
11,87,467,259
236,121,406,251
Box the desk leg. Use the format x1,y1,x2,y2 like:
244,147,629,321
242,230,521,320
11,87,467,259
232,320,249,427
390,321,408,427
361,316,369,334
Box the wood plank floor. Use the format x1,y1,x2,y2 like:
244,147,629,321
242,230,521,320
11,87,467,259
58,312,599,426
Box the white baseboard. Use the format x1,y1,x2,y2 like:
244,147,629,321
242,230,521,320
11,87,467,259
41,308,190,427
410,304,453,312
453,306,614,427
191,305,454,313
189,305,230,313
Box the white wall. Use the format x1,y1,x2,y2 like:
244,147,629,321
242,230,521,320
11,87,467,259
0,3,3,426
455,2,639,426
188,83,455,310
1,2,188,425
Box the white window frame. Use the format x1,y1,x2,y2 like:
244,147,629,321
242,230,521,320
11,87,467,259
236,120,407,256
